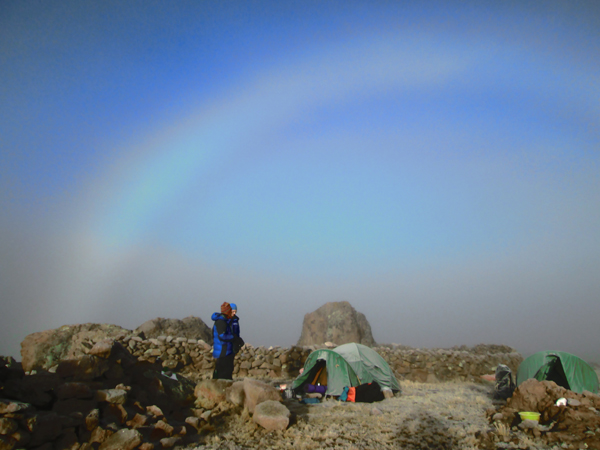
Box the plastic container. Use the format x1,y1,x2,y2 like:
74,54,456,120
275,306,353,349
518,411,541,423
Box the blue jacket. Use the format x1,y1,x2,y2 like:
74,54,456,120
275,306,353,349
231,315,240,337
211,312,234,358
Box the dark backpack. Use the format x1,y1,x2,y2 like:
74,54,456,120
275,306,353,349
232,335,245,354
494,364,515,399
354,381,385,403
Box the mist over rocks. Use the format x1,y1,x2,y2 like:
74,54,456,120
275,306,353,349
297,301,376,347
134,317,212,345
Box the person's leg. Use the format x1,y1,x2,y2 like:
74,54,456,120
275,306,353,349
222,353,235,380
213,353,235,379
213,356,226,379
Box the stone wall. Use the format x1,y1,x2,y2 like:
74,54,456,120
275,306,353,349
114,335,523,383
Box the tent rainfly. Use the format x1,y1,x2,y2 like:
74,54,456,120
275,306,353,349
291,343,401,396
516,351,599,394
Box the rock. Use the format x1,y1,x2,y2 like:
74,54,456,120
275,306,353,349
52,398,98,415
1,373,58,407
20,323,130,372
252,400,290,431
135,317,212,345
160,436,182,448
225,381,246,406
56,355,110,380
0,399,32,414
54,427,79,450
89,425,114,445
296,301,376,347
126,413,149,429
55,382,94,400
88,339,116,359
492,378,600,446
138,443,155,450
162,359,182,371
194,379,234,409
148,420,173,440
242,378,282,414
25,411,63,447
0,356,23,382
134,368,196,415
98,428,142,450
370,407,383,415
185,416,200,430
85,409,100,431
506,379,564,413
0,435,18,450
0,417,18,435
96,389,128,404
8,429,30,447
146,405,164,417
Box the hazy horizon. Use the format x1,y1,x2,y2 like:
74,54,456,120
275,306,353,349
1,1,599,363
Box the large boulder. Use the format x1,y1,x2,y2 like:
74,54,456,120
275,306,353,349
194,379,234,409
296,301,376,347
253,400,290,431
20,323,131,372
242,378,282,414
135,316,212,344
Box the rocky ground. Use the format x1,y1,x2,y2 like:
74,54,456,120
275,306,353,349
3,330,598,449
181,377,600,450
179,380,502,450
2,351,599,449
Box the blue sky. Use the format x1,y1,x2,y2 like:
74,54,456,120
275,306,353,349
1,1,599,362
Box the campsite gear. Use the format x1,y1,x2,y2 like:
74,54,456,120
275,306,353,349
382,388,393,399
291,343,401,396
334,343,401,393
281,388,294,399
292,350,360,396
232,335,244,354
305,384,327,394
516,351,599,394
518,412,541,423
305,393,323,399
339,386,350,402
556,398,567,406
494,364,515,399
354,381,385,403
300,397,320,404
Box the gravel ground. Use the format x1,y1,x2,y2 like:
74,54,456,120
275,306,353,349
181,380,504,449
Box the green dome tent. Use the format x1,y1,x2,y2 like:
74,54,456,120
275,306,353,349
516,351,598,394
291,343,401,396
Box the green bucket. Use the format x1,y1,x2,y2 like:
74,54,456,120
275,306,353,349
518,411,540,423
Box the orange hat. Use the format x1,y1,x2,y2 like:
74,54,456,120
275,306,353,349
221,302,232,317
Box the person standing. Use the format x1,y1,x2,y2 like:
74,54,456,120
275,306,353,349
230,303,244,354
211,302,235,379
230,303,240,335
